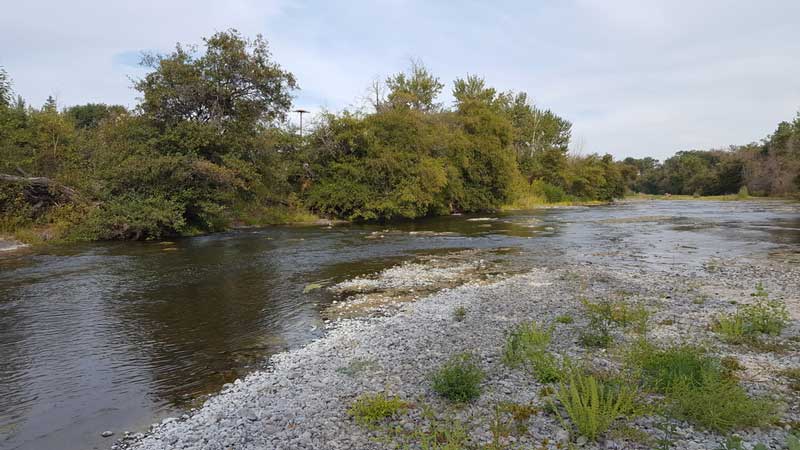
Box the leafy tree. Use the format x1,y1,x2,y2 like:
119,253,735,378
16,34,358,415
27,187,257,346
136,29,297,137
385,61,444,112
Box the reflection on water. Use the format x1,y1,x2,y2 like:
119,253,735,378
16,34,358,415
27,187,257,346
0,200,798,450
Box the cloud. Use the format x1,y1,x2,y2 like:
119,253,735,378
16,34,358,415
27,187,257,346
1,0,799,159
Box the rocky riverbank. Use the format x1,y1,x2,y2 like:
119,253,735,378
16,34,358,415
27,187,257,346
117,253,800,450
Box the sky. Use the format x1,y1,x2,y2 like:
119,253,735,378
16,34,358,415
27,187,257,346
2,0,799,160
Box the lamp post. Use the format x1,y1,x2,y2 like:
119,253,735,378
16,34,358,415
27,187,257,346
293,109,309,139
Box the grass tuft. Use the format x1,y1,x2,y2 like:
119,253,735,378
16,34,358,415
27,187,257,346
431,353,484,403
628,342,776,432
453,306,466,322
713,298,789,344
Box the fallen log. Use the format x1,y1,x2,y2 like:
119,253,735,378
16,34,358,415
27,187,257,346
0,173,81,204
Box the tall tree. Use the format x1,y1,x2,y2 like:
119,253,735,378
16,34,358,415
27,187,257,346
385,61,444,112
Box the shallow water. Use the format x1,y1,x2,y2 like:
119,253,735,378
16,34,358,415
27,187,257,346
1,200,798,450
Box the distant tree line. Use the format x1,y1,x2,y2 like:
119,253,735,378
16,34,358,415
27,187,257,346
620,118,800,197
0,30,796,241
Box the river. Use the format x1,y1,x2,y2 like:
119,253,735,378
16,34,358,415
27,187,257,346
1,200,798,450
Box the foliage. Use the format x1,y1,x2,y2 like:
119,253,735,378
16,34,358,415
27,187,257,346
453,306,466,322
431,352,484,402
502,321,552,367
347,393,407,426
554,369,637,441
555,314,574,324
713,298,789,344
628,342,776,432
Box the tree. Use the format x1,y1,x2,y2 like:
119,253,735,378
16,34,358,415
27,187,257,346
385,60,444,112
136,29,297,134
0,67,11,108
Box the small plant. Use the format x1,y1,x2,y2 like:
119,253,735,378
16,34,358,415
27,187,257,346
553,369,636,441
503,321,552,366
579,326,613,348
431,353,484,402
751,282,768,298
503,321,565,382
347,393,407,425
629,342,776,432
654,420,676,450
556,314,574,324
713,298,789,344
453,306,466,322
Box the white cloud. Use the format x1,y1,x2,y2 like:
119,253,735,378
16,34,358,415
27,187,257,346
1,0,799,160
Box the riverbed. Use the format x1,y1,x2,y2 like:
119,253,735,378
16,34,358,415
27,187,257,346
1,200,798,450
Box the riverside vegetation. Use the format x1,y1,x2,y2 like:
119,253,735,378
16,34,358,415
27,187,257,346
337,282,795,449
2,30,799,245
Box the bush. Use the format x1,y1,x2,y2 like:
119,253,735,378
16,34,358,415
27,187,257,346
453,306,466,322
554,370,636,440
431,353,484,402
347,393,407,426
737,185,749,199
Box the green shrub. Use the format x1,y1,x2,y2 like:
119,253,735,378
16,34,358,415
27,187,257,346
629,343,718,392
347,393,408,425
453,306,466,322
431,353,484,402
554,370,636,440
737,185,750,199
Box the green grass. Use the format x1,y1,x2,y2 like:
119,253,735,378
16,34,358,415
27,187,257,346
502,321,552,367
347,393,408,426
713,298,789,344
628,342,776,432
554,369,637,441
453,306,466,322
431,353,484,403
555,314,574,324
579,298,650,348
502,321,564,382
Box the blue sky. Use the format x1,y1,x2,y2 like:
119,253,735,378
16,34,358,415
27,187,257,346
2,0,799,159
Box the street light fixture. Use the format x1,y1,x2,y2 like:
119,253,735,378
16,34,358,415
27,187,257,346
293,109,310,138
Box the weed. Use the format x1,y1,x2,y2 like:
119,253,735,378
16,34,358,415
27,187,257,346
713,298,789,344
629,342,776,432
751,282,769,298
579,327,614,348
579,298,650,347
431,353,484,403
659,318,675,326
347,393,407,426
553,369,636,441
654,421,676,450
503,321,553,366
556,314,574,324
453,306,466,322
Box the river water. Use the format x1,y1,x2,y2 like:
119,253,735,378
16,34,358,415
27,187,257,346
1,200,798,450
